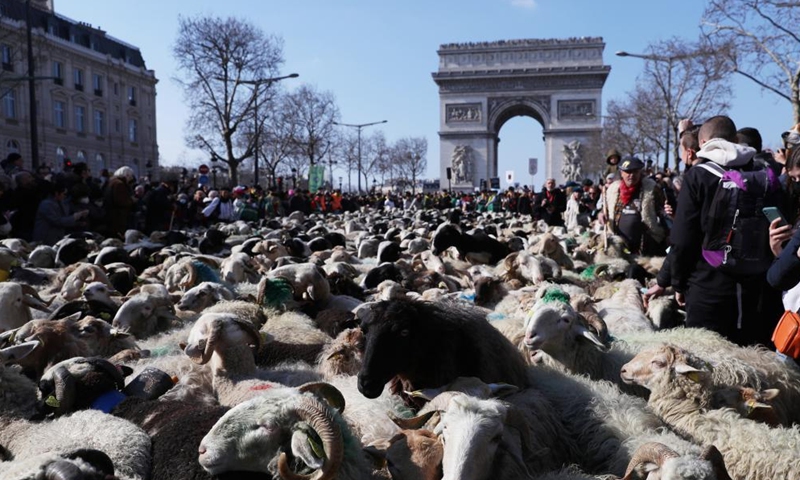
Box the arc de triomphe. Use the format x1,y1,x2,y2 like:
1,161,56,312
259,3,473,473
432,37,610,189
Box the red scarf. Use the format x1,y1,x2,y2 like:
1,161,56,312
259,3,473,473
619,181,640,206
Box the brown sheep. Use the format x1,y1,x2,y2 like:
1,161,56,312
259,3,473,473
317,328,364,379
8,316,92,380
364,429,443,480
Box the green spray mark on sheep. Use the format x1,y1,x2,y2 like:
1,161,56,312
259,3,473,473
541,288,570,305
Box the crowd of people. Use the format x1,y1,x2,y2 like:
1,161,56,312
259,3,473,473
3,115,800,353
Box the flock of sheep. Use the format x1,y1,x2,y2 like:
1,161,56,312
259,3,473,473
0,207,798,480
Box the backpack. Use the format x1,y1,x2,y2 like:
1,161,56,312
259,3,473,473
697,161,779,276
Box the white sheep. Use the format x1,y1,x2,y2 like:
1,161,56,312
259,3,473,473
175,281,235,312
0,282,52,333
219,251,260,284
265,263,331,305
622,344,800,480
184,312,320,406
198,383,371,479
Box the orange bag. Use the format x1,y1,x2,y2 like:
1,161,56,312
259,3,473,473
773,311,800,359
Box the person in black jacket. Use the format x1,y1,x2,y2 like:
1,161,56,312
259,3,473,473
537,178,566,226
767,227,800,293
669,115,783,347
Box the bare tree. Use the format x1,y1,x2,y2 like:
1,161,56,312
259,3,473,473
703,0,800,123
259,92,299,188
172,15,285,185
361,131,388,191
284,84,339,170
392,136,428,193
637,37,732,169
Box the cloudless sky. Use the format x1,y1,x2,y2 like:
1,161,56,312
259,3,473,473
57,0,794,189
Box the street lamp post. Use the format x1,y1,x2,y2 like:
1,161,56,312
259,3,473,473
211,154,219,189
333,119,387,193
338,176,342,191
291,168,297,190
616,50,687,172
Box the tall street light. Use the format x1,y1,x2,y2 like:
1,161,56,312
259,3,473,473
333,119,387,193
616,50,688,172
238,73,299,188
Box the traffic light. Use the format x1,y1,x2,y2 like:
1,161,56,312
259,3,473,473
63,158,73,170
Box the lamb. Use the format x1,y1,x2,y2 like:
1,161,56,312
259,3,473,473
711,386,782,427
184,312,320,406
0,282,52,333
176,281,236,312
621,344,800,480
198,382,371,480
530,232,573,270
356,297,529,400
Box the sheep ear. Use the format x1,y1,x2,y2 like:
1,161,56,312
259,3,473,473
291,429,324,470
0,340,39,364
675,363,706,383
761,388,780,401
575,325,608,352
488,383,519,398
61,312,83,325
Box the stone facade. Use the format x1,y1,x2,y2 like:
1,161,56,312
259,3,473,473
0,0,158,177
432,37,609,188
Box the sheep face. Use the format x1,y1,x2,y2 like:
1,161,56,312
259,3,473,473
184,313,256,365
0,282,49,333
112,293,177,339
318,328,364,378
177,282,228,312
523,299,604,360
199,393,294,475
356,302,419,399
620,345,711,393
74,316,135,357
82,281,117,306
436,395,507,480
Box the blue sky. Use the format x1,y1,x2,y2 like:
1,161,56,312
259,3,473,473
57,0,794,188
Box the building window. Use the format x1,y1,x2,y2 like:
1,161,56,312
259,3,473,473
2,89,16,119
127,86,136,106
94,109,105,135
75,106,86,132
52,61,63,85
114,118,120,133
73,68,83,91
128,118,138,142
113,82,118,95
53,100,66,128
6,139,19,154
1,44,12,71
92,74,103,96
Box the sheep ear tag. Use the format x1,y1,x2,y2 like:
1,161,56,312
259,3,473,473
745,399,772,415
45,395,60,408
675,363,704,383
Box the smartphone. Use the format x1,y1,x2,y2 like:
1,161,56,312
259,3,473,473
763,207,788,227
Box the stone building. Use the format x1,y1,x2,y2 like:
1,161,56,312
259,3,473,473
0,0,157,176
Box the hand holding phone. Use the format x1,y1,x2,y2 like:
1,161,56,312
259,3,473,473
763,207,787,227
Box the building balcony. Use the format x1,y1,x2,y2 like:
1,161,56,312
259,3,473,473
54,78,63,86
75,83,84,91
94,89,103,97
128,99,136,107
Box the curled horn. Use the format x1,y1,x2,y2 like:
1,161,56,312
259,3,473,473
623,442,679,480
200,318,223,365
185,262,198,289
53,365,77,415
701,445,733,480
277,395,344,480
44,459,84,480
581,309,609,344
298,382,346,415
90,358,127,390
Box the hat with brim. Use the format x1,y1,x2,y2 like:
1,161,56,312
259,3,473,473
619,156,645,172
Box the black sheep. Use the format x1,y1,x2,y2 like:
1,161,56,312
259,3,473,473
430,224,509,265
362,263,403,289
356,297,529,400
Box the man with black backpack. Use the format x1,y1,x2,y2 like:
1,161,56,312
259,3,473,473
670,115,784,347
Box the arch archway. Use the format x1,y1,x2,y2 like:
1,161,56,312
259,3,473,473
433,37,609,190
